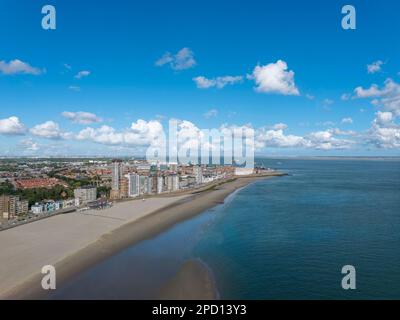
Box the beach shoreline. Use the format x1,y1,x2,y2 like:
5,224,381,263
0,173,285,300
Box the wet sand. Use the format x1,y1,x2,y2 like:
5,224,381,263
157,259,217,300
0,173,284,299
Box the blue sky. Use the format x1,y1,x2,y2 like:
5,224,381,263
0,0,400,156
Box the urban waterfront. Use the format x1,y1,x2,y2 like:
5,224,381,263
48,158,400,299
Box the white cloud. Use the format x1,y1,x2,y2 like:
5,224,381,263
193,75,243,89
367,112,400,148
155,48,196,71
306,130,354,150
354,79,400,116
248,60,299,95
317,121,336,127
367,60,384,74
73,118,362,152
0,116,26,135
0,59,43,75
306,94,315,100
68,86,81,92
19,138,39,151
30,121,70,139
62,111,102,124
341,93,351,101
203,109,218,119
354,84,382,98
352,78,400,148
374,111,393,126
322,98,334,106
74,70,90,79
76,120,165,147
256,127,307,148
255,125,355,150
341,117,353,124
76,125,123,145
272,123,288,130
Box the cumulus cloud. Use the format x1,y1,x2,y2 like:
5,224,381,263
155,48,196,70
0,116,26,135
193,75,243,89
353,79,400,148
203,109,218,119
30,121,71,139
256,127,306,148
248,60,299,95
367,60,384,74
374,111,393,126
76,119,165,147
19,138,39,151
74,70,90,79
272,123,288,130
306,130,355,150
0,59,43,75
62,111,102,124
341,117,353,124
254,125,355,150
354,84,382,98
367,112,400,148
354,78,400,116
72,118,362,152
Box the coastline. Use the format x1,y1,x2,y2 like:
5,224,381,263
0,173,284,299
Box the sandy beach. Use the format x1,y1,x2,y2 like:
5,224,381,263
0,173,284,299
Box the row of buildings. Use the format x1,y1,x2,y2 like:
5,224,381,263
0,195,29,219
0,186,98,219
30,198,75,214
31,186,98,214
109,160,236,200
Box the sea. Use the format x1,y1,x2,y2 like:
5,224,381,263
49,158,400,299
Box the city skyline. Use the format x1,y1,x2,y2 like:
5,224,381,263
1,0,400,157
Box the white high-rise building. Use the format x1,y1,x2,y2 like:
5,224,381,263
193,166,203,184
139,175,152,195
157,176,164,194
111,160,123,191
166,174,179,192
125,173,140,197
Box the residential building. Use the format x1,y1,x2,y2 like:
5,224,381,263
193,165,203,184
157,176,164,194
31,203,43,214
125,173,140,197
74,186,97,206
166,174,179,192
16,199,29,215
0,195,28,219
139,175,152,195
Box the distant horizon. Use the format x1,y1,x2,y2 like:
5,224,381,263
1,155,400,160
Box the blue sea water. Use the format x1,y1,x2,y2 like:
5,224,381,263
50,159,400,299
